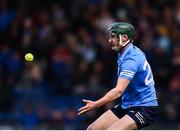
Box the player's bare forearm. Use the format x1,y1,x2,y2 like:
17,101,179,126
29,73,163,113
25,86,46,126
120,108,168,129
78,78,130,115
78,88,121,115
95,87,122,107
95,78,130,107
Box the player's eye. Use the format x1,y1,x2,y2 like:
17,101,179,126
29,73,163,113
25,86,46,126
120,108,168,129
110,33,116,38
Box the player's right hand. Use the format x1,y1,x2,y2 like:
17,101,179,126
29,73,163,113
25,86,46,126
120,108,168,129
78,99,98,115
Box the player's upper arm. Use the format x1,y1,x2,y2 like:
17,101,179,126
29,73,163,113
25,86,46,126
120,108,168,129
118,58,138,80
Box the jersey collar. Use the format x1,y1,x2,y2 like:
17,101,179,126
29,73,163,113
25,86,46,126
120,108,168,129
118,43,133,60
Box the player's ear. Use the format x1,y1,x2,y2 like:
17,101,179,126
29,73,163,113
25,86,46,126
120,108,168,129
122,34,129,41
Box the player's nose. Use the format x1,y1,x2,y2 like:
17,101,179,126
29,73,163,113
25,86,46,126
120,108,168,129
108,38,112,43
109,38,114,45
109,38,115,45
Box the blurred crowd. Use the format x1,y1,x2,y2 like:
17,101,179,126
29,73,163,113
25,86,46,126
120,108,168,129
0,0,180,129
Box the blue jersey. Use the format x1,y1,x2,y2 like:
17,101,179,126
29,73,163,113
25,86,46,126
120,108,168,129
117,43,158,109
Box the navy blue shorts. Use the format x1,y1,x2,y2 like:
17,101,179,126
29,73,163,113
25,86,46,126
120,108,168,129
111,105,158,129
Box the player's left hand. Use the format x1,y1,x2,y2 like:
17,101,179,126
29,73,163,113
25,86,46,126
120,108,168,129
78,99,98,115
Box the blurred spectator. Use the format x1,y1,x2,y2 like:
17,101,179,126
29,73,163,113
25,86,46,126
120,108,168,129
169,72,180,92
18,103,40,129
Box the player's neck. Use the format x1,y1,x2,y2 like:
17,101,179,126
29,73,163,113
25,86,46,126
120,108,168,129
119,43,130,54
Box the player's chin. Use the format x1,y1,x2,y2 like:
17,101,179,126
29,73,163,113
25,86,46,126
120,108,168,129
111,46,119,51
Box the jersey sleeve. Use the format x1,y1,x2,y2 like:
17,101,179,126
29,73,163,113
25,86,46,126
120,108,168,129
118,58,138,80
